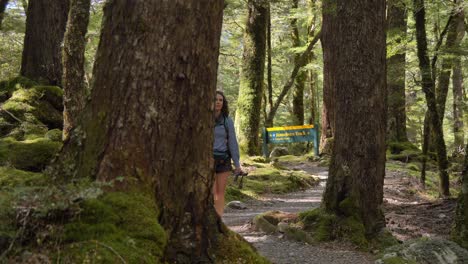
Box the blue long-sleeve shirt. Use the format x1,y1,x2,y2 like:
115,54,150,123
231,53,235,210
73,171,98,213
213,115,240,168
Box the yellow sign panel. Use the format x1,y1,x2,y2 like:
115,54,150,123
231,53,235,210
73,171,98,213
266,124,314,132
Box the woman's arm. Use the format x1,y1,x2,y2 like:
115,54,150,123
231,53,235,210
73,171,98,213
227,117,240,168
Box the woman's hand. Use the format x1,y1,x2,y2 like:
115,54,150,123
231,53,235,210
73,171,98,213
234,166,243,175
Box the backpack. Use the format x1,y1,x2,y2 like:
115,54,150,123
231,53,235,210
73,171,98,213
214,115,231,161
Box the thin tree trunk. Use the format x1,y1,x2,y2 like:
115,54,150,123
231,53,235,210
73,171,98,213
266,3,273,125
291,0,305,125
452,3,465,155
421,111,430,187
322,0,387,235
387,0,408,142
435,5,460,129
307,0,319,126
0,0,8,29
62,0,91,141
21,0,70,86
49,1,229,261
265,30,321,127
235,0,268,155
413,0,450,197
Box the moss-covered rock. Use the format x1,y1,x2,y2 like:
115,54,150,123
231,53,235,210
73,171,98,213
45,129,62,142
60,192,167,263
215,229,270,263
387,141,420,154
2,86,63,129
0,137,62,171
0,76,38,102
376,238,468,264
0,166,46,187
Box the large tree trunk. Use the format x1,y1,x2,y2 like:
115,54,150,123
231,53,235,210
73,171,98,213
62,0,91,141
0,0,8,29
386,0,408,142
21,0,70,86
266,2,273,125
452,4,465,155
50,1,227,262
413,0,450,197
235,0,268,155
322,0,387,235
291,0,305,125
453,143,468,248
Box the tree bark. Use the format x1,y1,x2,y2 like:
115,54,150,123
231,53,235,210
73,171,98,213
413,0,450,197
435,5,460,129
235,0,268,155
322,0,387,235
453,143,468,247
291,0,305,125
266,3,273,124
0,0,8,30
308,0,319,126
49,1,226,262
452,3,465,155
62,0,91,141
21,0,70,86
386,0,408,142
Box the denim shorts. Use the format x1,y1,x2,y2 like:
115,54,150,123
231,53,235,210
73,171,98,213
215,158,232,173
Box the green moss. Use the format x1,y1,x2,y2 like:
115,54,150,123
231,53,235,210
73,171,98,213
338,197,359,217
387,141,419,154
299,208,372,248
215,229,270,263
0,76,37,102
276,155,308,163
1,85,63,129
406,163,421,171
371,229,399,250
60,192,167,263
388,149,423,162
299,208,337,241
45,129,63,142
225,186,254,203
339,216,368,248
0,166,46,187
0,137,62,171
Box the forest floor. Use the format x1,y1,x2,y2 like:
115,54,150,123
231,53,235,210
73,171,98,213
222,159,457,264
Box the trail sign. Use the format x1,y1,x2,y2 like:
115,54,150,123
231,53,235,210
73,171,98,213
262,124,319,157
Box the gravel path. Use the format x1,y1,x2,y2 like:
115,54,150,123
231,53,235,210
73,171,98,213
222,162,375,264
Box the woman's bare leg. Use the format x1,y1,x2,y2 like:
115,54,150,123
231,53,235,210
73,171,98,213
213,171,230,216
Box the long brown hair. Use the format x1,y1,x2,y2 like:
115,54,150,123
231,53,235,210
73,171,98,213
216,90,229,117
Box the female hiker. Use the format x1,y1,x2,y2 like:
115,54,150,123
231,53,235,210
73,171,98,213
213,90,242,216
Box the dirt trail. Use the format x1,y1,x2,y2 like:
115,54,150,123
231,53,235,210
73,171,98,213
222,161,375,264
222,160,457,263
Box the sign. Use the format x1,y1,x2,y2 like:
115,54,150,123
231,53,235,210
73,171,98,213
262,124,319,157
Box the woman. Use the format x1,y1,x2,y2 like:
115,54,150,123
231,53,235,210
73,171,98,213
213,90,242,217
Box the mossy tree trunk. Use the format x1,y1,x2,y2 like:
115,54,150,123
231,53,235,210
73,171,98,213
291,0,306,125
452,3,465,155
322,0,387,235
413,0,450,197
49,1,228,262
387,0,408,142
62,0,91,141
21,0,69,86
320,0,337,155
453,143,468,248
307,0,319,127
435,5,460,130
266,3,273,124
235,0,268,155
0,0,8,29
